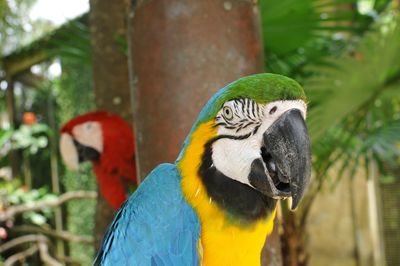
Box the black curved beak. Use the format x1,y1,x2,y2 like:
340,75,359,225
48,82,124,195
73,139,101,163
249,109,311,210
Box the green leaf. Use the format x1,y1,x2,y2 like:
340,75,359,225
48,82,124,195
41,194,57,202
380,175,396,184
9,123,50,154
0,129,13,148
25,212,47,225
260,0,362,75
306,11,400,141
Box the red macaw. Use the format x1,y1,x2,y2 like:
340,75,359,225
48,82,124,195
59,111,137,209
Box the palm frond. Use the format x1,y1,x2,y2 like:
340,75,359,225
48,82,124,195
45,15,91,65
260,0,365,75
312,94,400,184
306,10,400,141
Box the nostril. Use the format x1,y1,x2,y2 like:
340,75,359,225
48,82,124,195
269,106,277,115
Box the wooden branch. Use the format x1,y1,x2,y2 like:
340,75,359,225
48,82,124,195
56,255,83,266
11,225,93,244
0,234,63,266
0,191,97,222
15,71,46,89
4,245,39,266
4,51,48,79
38,240,62,266
0,234,48,253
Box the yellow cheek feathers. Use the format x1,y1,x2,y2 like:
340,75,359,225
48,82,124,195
178,121,276,266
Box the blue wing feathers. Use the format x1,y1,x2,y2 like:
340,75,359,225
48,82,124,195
94,163,200,265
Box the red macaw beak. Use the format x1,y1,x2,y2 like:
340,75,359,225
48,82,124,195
60,133,101,170
60,133,80,170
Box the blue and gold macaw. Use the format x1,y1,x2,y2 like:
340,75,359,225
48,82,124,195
94,73,311,265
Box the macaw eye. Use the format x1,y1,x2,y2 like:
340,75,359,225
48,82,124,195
223,106,234,120
85,123,92,130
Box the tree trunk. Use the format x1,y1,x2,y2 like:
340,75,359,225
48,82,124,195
5,79,20,178
281,205,308,266
89,0,132,251
262,216,284,266
128,0,282,264
129,0,264,178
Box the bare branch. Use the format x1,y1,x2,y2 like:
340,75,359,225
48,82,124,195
56,255,83,265
0,191,97,222
4,245,39,266
0,234,48,253
11,225,93,244
0,234,63,266
37,240,62,266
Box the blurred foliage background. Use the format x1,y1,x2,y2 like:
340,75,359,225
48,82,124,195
0,0,399,265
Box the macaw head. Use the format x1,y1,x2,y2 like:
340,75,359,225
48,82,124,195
60,111,135,172
178,73,311,222
60,111,136,209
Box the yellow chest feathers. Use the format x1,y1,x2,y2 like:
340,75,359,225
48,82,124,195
178,121,276,266
197,210,276,266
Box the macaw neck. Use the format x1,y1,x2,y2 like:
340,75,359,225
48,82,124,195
178,121,277,265
92,160,135,209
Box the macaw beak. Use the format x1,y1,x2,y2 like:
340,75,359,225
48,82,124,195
60,133,80,170
249,109,311,210
60,133,101,171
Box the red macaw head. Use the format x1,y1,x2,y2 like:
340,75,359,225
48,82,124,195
60,111,137,208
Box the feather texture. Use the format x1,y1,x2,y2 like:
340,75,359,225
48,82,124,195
94,163,200,265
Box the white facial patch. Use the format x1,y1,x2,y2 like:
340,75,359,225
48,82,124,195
211,99,307,186
72,121,103,153
212,136,261,184
60,133,79,170
256,100,307,137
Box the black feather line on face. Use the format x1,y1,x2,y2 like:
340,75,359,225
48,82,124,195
251,100,257,118
241,121,258,130
217,98,263,134
253,125,261,135
198,135,276,223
